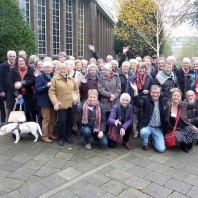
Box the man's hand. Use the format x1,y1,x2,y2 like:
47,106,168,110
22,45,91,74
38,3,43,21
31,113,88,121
54,102,62,110
123,46,130,54
88,45,95,52
115,119,122,126
14,81,22,89
98,131,104,139
143,90,149,94
110,94,116,101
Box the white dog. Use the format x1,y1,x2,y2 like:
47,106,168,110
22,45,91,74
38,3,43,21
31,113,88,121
0,122,42,143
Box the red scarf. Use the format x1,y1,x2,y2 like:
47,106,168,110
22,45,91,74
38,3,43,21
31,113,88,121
104,72,113,79
18,65,28,95
82,100,101,133
9,63,15,69
136,72,146,90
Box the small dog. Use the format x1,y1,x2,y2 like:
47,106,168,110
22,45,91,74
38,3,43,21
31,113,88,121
0,122,42,143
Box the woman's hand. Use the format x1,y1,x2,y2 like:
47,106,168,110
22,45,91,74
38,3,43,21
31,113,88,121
192,126,198,133
54,102,62,110
88,45,95,52
81,77,87,83
115,119,121,126
120,128,125,136
72,91,79,103
130,82,138,94
17,94,23,99
110,94,116,101
98,131,103,139
143,90,149,94
14,81,22,89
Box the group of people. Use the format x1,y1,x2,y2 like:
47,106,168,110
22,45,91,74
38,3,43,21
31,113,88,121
0,46,198,153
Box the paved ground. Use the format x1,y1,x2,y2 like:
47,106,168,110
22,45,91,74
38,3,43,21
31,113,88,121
0,133,198,198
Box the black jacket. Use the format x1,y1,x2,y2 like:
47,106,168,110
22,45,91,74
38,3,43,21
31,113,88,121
133,94,166,132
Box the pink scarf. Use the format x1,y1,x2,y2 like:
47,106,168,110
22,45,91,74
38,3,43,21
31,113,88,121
182,67,189,76
82,100,101,132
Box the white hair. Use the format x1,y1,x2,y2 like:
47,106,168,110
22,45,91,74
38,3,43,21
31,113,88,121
122,61,130,68
120,93,131,103
183,57,191,63
103,63,112,72
167,56,176,63
43,61,52,67
65,60,75,66
7,50,16,57
129,59,138,65
87,64,98,73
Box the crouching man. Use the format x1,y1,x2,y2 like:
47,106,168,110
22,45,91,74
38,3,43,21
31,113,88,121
130,83,166,152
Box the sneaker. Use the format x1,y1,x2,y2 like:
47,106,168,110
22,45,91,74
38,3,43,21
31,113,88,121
133,131,139,139
85,143,91,150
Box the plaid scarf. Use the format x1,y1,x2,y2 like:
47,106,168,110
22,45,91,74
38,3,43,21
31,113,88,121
82,100,101,132
136,72,146,90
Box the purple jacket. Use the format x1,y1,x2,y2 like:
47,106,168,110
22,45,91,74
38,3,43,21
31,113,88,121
107,103,133,130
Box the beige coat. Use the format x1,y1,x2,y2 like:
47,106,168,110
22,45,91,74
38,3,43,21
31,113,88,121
48,73,79,109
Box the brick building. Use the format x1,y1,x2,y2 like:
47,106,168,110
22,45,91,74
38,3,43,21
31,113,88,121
16,0,115,60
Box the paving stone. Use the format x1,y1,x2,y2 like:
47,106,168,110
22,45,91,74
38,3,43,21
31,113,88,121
111,160,134,171
72,160,97,173
148,154,169,164
99,151,120,160
99,192,117,198
41,147,62,155
83,172,110,187
18,182,48,197
184,174,198,186
45,158,68,169
12,154,33,163
184,164,198,176
187,186,198,198
57,167,82,181
34,166,60,177
33,153,54,161
75,184,105,198
0,169,11,178
22,159,45,170
127,165,152,178
100,180,128,196
0,154,12,163
9,167,36,180
165,178,192,194
143,183,172,198
163,167,189,180
164,159,188,170
147,162,169,173
87,156,109,166
97,165,116,175
1,190,25,198
167,191,190,198
123,174,150,189
123,155,153,167
67,180,89,193
49,189,79,198
55,152,74,160
0,159,24,171
145,171,171,185
106,169,132,182
118,188,149,198
0,178,23,193
39,174,67,189
133,149,155,158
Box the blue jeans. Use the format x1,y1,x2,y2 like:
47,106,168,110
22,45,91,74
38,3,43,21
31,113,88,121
140,126,166,153
80,126,108,146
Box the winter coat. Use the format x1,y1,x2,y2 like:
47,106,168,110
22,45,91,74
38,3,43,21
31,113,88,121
107,103,133,130
48,73,79,109
98,73,121,112
35,72,54,108
6,66,35,112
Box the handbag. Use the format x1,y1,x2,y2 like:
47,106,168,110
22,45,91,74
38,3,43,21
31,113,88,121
8,100,26,123
107,125,123,143
164,109,181,147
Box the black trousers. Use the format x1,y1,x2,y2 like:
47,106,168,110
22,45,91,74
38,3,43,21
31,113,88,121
57,108,73,140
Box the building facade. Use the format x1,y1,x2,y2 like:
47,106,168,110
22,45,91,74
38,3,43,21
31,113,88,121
16,0,115,60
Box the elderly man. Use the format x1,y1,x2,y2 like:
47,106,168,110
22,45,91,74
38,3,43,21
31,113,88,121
58,52,67,63
130,83,166,152
0,50,17,124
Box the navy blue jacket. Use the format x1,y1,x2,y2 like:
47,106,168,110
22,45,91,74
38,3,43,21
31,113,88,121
35,72,53,108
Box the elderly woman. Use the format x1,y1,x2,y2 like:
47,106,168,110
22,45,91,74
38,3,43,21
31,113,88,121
129,59,138,75
35,61,56,143
97,59,105,77
52,60,60,75
150,57,165,78
152,61,179,102
49,62,79,146
34,59,43,77
118,61,132,94
110,60,119,73
7,56,35,121
80,64,99,101
164,88,198,153
107,93,133,149
98,63,121,126
175,57,193,99
72,89,107,149
126,62,153,138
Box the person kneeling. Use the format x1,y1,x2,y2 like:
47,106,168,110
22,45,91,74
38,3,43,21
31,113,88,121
72,89,108,150
107,93,133,149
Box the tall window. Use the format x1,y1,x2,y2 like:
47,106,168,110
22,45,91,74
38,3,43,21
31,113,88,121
66,0,73,55
53,0,60,55
37,0,46,55
19,0,30,24
78,2,84,57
